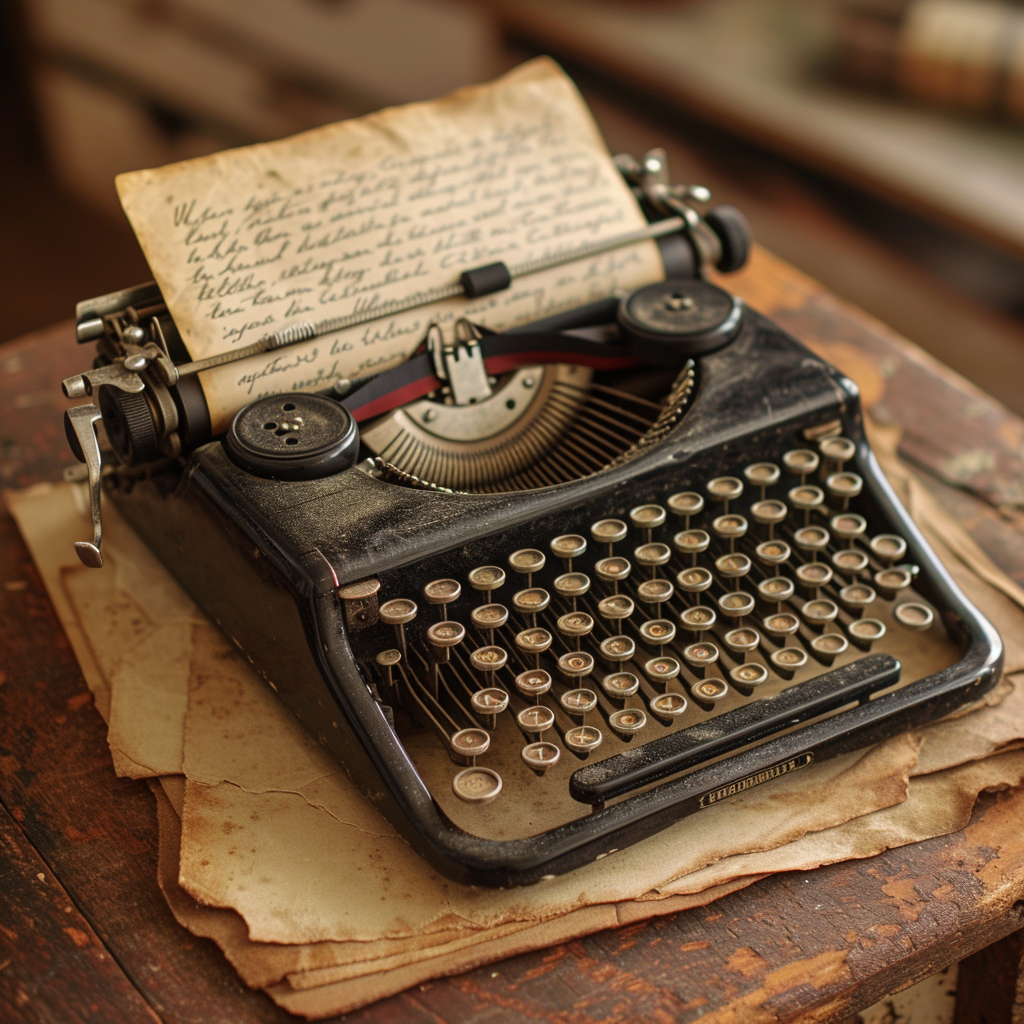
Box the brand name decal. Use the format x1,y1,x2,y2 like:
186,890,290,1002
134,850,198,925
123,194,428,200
698,752,814,807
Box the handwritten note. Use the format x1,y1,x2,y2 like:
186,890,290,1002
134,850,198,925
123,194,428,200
116,59,663,432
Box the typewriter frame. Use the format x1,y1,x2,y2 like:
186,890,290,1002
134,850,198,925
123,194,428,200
102,303,1003,888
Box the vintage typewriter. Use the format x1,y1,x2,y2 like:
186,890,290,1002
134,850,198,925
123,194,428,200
61,148,1002,888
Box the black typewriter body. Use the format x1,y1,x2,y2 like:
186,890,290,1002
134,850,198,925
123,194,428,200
96,302,1003,887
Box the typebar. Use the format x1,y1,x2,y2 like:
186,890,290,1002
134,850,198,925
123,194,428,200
569,652,901,804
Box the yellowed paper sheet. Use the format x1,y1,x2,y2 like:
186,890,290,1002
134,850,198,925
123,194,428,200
115,58,663,432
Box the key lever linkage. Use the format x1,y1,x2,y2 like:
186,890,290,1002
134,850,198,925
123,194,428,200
64,404,105,568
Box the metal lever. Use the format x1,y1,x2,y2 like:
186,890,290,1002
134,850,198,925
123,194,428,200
66,404,105,568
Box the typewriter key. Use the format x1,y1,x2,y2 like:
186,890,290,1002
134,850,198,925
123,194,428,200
637,578,675,606
810,632,849,666
690,677,729,710
723,627,760,660
743,462,781,499
788,485,825,525
712,514,748,552
515,627,552,668
564,725,604,757
847,618,887,650
750,499,788,538
629,504,667,542
426,621,466,689
602,671,641,701
831,513,867,546
597,594,635,621
758,576,795,610
513,587,550,627
468,565,506,602
783,448,820,483
470,603,508,645
682,641,719,679
639,618,676,650
560,688,598,718
558,651,596,680
634,542,672,578
869,534,908,565
819,436,856,470
450,727,490,765
874,567,914,601
673,529,710,565
770,647,808,678
894,602,935,631
517,704,555,736
718,591,755,622
802,599,839,630
762,612,800,640
375,649,402,690
832,548,869,577
554,572,591,610
755,539,792,567
794,561,833,596
839,584,876,616
508,548,546,587
595,556,631,593
715,552,752,588
452,767,502,803
379,598,418,657
649,692,688,722
793,525,830,561
680,605,717,637
609,707,647,738
644,656,681,684
470,687,510,729
424,579,461,618
557,611,594,649
730,663,769,695
515,668,552,700
470,646,508,686
600,635,636,664
667,491,704,528
826,472,863,510
521,741,561,774
551,534,587,569
707,476,743,513
591,518,628,554
676,566,713,604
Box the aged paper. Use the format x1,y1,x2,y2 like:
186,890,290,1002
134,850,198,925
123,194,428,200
115,58,663,432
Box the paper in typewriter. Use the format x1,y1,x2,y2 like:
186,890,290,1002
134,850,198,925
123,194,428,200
115,58,664,432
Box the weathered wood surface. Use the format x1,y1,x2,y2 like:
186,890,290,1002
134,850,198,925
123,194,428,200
3,250,1024,1022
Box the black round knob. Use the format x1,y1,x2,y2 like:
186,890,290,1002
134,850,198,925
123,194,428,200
704,204,752,272
617,279,743,365
98,385,160,465
225,393,360,480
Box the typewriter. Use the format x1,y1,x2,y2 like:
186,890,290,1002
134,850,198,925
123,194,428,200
61,148,1002,888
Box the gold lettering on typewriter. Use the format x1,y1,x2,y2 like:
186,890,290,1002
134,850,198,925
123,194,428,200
697,752,815,808
115,58,663,432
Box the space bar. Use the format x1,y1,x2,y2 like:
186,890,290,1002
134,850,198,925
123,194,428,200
568,653,901,804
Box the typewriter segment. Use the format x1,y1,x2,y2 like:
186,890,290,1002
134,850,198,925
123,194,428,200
357,439,960,841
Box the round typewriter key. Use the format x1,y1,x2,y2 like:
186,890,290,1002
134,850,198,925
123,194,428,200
788,485,825,524
826,472,863,508
558,650,596,679
680,605,717,634
711,514,748,550
471,603,509,643
839,583,876,615
508,548,545,586
521,741,561,774
691,677,729,709
468,565,506,600
517,704,555,735
423,579,461,618
794,561,833,595
560,688,598,717
469,646,508,685
718,591,755,621
452,767,502,803
471,687,509,718
515,668,552,699
644,655,681,684
870,534,908,565
810,632,849,665
637,578,675,605
450,728,490,764
564,725,603,756
591,518,628,552
379,598,418,655
514,627,552,669
831,513,867,545
802,599,839,630
755,539,792,566
832,548,869,576
783,448,820,481
723,627,760,659
603,671,641,700
750,499,788,537
730,663,769,694
225,393,360,480
375,649,401,689
609,707,648,737
793,525,830,560
762,612,800,640
744,462,781,497
848,617,887,649
676,566,713,602
598,594,635,621
634,542,672,577
550,534,587,566
673,529,711,564
630,504,667,541
707,476,744,509
557,610,594,640
600,635,636,664
426,620,466,648
595,556,632,593
553,572,591,609
771,647,808,678
650,692,688,721
667,491,704,526
758,576,795,608
639,618,676,648
715,552,752,587
682,641,719,678
512,587,550,625
895,602,935,631
819,436,856,466
874,567,914,600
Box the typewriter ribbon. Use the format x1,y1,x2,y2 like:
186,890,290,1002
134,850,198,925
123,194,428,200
60,72,1002,886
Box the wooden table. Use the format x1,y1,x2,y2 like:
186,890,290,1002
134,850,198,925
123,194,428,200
3,249,1024,1023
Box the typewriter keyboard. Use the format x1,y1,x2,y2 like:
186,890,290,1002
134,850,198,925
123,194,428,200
363,438,960,840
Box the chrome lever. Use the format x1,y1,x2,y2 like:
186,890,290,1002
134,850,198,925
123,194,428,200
66,404,105,568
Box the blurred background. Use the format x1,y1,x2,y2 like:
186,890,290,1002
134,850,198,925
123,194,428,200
3,0,1024,413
